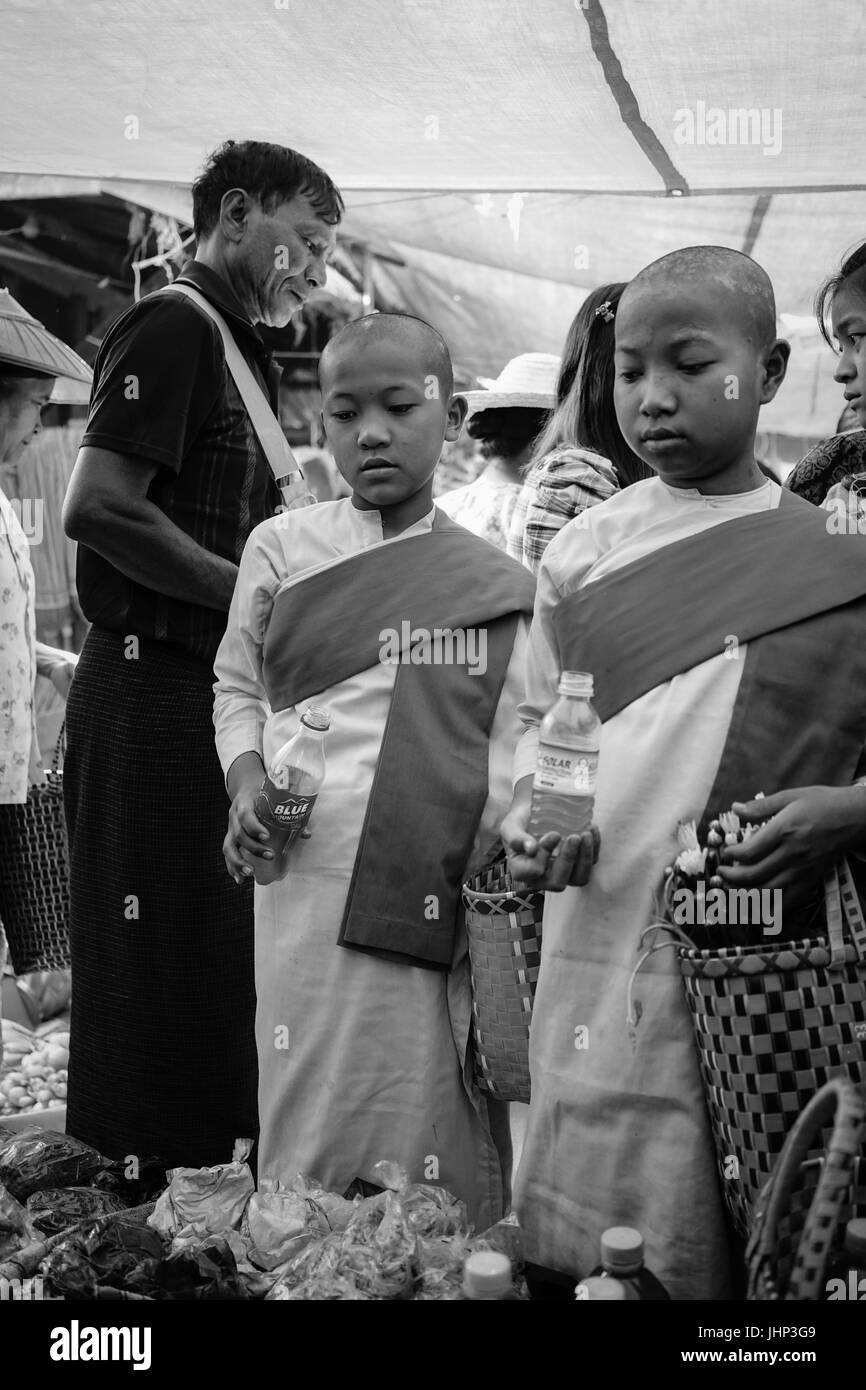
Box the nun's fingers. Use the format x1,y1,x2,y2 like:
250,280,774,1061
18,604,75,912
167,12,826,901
569,829,598,887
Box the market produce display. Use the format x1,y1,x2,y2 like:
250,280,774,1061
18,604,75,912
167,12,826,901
0,1023,68,1117
0,1132,527,1300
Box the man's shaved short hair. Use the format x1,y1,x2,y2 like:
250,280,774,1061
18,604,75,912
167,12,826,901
319,312,454,398
623,245,777,349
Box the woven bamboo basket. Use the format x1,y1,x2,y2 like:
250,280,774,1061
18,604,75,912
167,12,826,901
0,725,70,974
463,857,544,1103
678,859,866,1239
747,1076,866,1300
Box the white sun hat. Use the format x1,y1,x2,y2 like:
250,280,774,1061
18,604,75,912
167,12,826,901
461,352,560,414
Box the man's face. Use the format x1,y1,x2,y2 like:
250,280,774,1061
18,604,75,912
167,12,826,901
0,376,54,465
234,192,338,329
613,284,769,488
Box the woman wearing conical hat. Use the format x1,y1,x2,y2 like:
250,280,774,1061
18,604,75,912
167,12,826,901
0,289,90,854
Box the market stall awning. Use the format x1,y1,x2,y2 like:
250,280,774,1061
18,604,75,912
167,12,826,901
1,0,862,428
2,0,862,195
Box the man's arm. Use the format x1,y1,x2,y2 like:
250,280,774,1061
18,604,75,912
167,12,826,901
63,445,238,612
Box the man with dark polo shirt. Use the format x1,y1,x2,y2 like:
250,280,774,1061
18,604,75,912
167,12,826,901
62,140,342,1169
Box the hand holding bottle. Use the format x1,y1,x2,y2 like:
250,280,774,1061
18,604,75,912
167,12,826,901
222,750,316,885
223,751,275,884
501,777,599,892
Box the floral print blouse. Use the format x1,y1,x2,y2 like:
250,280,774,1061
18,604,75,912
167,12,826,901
0,487,40,804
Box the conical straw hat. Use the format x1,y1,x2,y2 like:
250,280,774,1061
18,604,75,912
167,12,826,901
0,288,93,390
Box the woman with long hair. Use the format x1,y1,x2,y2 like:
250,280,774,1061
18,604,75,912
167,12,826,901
786,239,866,508
507,282,651,574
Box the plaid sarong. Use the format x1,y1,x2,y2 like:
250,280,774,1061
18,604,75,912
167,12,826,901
63,627,258,1169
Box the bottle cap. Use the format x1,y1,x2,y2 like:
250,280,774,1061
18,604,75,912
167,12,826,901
463,1250,512,1299
301,706,331,731
575,1276,629,1301
600,1226,644,1274
558,670,593,698
843,1218,866,1259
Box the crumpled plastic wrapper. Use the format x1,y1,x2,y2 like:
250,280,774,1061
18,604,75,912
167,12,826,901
42,1218,166,1299
269,1188,419,1300
148,1138,255,1243
25,1186,127,1237
0,1127,108,1202
241,1179,329,1271
41,1218,249,1300
0,1181,31,1260
267,1163,468,1301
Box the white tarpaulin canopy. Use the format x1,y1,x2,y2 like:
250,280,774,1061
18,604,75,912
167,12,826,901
1,0,863,427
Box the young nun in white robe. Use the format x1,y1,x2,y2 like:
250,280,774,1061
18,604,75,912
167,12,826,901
503,248,866,1299
214,313,534,1228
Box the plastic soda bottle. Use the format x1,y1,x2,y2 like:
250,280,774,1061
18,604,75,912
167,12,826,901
462,1251,515,1300
588,1227,670,1300
251,707,331,886
528,670,601,840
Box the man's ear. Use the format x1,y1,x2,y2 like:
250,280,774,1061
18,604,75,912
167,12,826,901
445,394,469,441
760,338,791,405
219,188,251,244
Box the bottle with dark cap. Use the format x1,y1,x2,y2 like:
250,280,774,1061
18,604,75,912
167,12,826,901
588,1227,670,1300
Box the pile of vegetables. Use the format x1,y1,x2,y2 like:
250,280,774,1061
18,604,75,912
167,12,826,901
0,1025,69,1117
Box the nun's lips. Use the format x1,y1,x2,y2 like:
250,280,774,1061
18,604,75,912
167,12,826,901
642,427,683,442
360,457,399,471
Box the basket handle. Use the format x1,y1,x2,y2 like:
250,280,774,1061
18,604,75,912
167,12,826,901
50,719,66,776
746,1076,866,1300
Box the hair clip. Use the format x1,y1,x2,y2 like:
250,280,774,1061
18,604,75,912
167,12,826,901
594,302,615,323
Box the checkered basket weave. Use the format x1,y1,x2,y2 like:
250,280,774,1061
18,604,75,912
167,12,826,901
677,859,866,1240
463,857,544,1103
0,726,70,974
747,1077,866,1300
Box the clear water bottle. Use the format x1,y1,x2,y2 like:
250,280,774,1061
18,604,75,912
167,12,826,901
588,1227,670,1300
251,707,331,886
528,671,600,840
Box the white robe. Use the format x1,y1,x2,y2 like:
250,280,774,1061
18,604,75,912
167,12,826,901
512,476,785,1300
214,498,527,1227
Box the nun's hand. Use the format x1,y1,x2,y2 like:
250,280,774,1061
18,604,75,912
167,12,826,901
501,801,600,892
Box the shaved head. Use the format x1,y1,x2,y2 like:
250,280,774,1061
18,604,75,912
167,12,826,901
622,246,777,349
319,312,454,398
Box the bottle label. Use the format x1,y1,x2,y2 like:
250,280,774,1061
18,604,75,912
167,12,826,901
257,785,318,828
533,743,598,796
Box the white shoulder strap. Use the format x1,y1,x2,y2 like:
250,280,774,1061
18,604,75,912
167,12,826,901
160,282,313,511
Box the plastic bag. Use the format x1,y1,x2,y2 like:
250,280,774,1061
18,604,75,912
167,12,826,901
162,1233,248,1301
42,1219,166,1299
24,1186,126,1237
289,1174,356,1233
0,1181,31,1260
242,1179,328,1270
0,1126,108,1201
270,1188,418,1301
148,1139,255,1240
